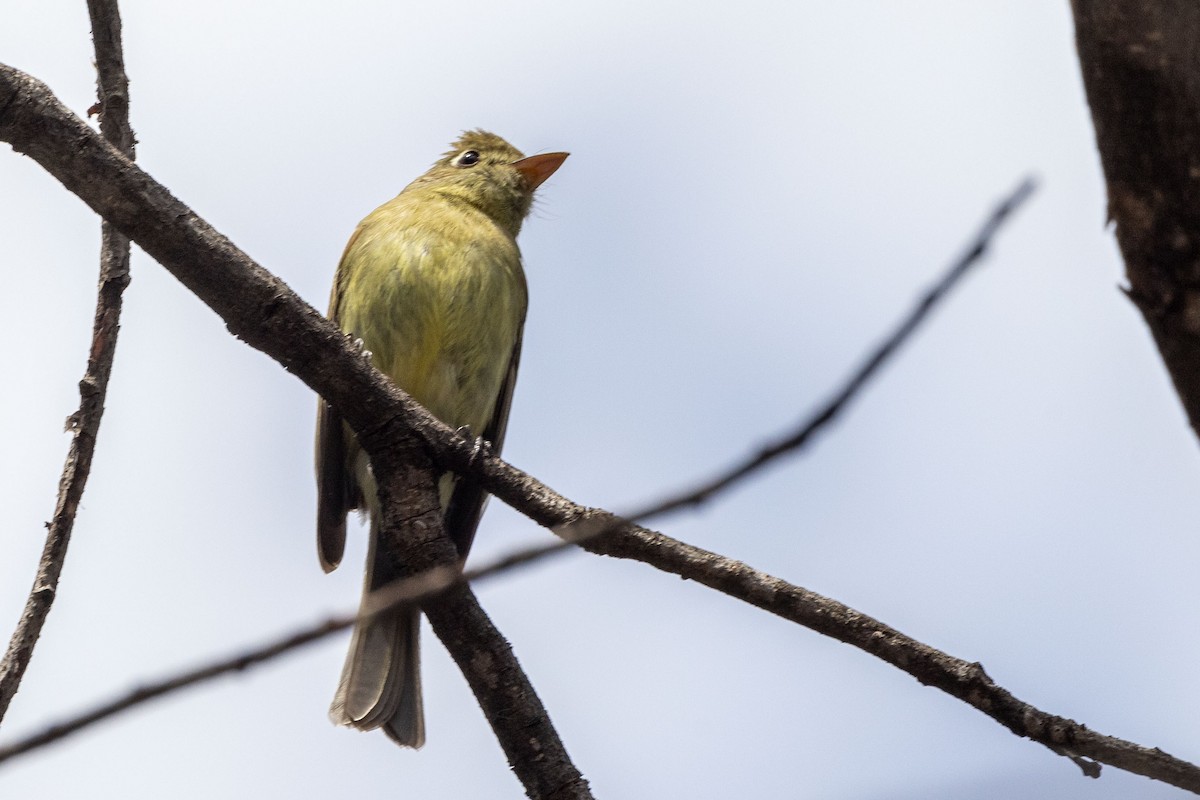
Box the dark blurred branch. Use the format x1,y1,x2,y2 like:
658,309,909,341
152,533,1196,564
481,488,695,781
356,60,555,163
1,63,1195,793
1071,1,1200,442
625,178,1037,523
0,1,134,725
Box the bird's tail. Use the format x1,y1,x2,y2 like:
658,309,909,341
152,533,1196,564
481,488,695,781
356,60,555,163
328,518,425,748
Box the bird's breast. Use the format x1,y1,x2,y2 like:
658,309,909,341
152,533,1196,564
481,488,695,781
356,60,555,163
337,203,527,434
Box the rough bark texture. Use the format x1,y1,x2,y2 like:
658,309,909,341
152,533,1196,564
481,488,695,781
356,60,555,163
0,1,134,725
372,444,593,800
3,60,1199,793
1072,0,1200,439
0,65,591,800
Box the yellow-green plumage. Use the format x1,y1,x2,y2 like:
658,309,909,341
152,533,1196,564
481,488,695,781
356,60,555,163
315,131,566,748
337,194,527,445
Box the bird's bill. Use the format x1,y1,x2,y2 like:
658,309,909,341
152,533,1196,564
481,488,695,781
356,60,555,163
511,152,569,190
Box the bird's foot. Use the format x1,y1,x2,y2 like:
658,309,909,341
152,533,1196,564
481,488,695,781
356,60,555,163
349,335,373,364
455,426,493,467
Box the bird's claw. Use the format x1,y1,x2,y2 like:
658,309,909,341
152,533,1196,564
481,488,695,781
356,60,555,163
455,426,493,467
469,437,494,467
349,335,373,363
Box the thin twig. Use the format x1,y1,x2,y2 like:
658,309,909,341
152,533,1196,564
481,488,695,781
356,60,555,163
4,509,1198,792
624,177,1038,523
0,532,575,764
0,1,134,725
0,68,1195,792
580,526,1200,791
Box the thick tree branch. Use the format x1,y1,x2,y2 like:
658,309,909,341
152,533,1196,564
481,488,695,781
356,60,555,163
0,62,590,800
1071,1,1200,442
371,441,591,800
0,63,1195,792
0,2,134,725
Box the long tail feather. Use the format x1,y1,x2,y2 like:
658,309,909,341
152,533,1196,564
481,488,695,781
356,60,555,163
328,516,425,748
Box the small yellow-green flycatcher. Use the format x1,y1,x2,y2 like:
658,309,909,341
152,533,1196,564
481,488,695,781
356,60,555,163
315,131,567,748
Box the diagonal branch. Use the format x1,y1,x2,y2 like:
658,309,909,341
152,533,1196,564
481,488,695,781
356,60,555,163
625,178,1037,523
0,1,134,725
0,62,591,800
371,439,592,800
0,63,1196,793
583,525,1200,790
5,510,1199,792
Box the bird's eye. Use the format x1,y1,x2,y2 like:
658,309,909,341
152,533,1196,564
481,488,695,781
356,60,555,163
456,150,480,167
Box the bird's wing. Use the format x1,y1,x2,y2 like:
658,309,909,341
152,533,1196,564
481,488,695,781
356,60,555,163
442,328,524,558
316,398,357,572
314,228,367,572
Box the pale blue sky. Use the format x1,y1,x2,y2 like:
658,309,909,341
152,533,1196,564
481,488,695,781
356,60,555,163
2,3,1198,798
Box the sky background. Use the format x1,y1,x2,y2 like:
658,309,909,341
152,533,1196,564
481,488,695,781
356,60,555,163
2,2,1199,798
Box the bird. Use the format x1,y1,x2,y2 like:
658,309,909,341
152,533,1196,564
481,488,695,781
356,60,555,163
315,130,567,747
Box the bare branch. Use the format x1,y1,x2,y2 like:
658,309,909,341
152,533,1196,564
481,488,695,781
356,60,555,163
0,64,1195,792
579,524,1200,792
0,62,590,800
0,2,134,725
5,503,1198,792
87,0,135,158
424,584,586,797
625,178,1038,523
370,440,592,800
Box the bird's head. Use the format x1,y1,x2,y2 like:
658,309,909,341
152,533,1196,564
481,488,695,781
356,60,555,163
413,130,568,236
